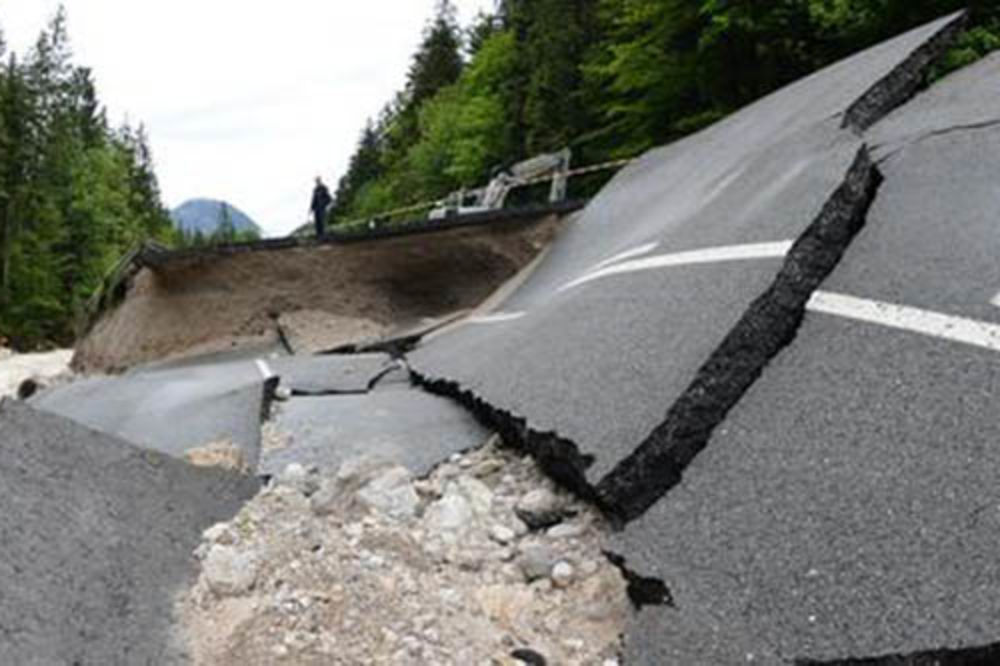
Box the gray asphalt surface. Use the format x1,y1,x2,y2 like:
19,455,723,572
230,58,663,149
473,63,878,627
410,14,962,485
0,399,257,664
616,319,1000,663
614,52,1000,663
262,385,491,477
269,353,398,393
4,13,993,664
33,357,268,468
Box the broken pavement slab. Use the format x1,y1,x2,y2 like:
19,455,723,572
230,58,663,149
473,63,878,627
613,55,1000,664
614,316,1000,664
33,359,270,469
410,13,965,494
262,385,491,478
268,353,399,394
0,400,258,664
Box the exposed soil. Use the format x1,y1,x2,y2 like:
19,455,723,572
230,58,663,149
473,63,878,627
74,215,565,373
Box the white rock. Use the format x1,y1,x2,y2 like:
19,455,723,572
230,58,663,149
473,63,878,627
311,456,390,516
547,522,585,539
511,517,530,537
490,525,516,545
202,544,258,597
518,545,555,582
551,561,575,588
202,522,235,546
454,476,494,516
282,463,307,480
423,491,474,532
356,465,419,520
280,463,320,497
515,488,563,529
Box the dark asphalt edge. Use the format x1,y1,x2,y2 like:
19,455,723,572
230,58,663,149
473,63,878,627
796,641,1000,665
408,367,679,609
593,145,883,523
842,11,967,132
409,370,599,504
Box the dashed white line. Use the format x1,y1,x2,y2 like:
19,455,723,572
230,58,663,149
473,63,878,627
808,291,1000,353
588,242,660,273
255,359,275,380
559,240,794,292
466,312,527,325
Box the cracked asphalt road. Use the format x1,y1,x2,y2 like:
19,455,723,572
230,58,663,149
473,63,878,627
6,11,1000,664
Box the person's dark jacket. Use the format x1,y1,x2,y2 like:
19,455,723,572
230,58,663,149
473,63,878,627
311,183,332,217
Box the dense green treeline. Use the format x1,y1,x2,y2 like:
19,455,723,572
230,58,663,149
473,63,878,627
0,9,173,349
330,0,1000,225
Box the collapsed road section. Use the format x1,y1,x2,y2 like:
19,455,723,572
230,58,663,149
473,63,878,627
611,50,1000,665
7,10,1000,665
0,399,258,664
73,205,575,373
408,12,964,500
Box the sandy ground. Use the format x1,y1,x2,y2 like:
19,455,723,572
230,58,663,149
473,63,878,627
0,349,74,399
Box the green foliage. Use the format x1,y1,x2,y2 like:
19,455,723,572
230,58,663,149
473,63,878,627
0,7,171,349
331,0,1000,225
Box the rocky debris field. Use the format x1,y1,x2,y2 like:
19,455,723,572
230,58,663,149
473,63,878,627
177,437,629,665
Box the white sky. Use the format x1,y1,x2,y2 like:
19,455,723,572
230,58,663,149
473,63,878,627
0,0,495,236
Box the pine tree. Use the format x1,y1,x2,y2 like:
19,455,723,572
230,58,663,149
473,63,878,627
408,0,464,106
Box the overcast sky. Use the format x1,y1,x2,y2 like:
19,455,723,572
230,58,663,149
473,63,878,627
0,0,495,236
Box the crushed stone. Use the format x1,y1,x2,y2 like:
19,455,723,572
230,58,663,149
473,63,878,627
177,437,629,665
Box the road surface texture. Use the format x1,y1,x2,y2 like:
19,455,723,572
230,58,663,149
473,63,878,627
6,12,1000,663
33,357,271,469
410,12,964,496
613,49,1000,664
262,384,491,477
0,400,258,664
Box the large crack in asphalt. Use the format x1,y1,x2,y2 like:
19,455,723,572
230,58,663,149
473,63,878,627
409,370,599,503
796,641,1000,666
841,11,966,132
594,145,882,523
408,144,881,533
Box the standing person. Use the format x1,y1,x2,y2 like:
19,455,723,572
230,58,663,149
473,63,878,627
310,177,333,237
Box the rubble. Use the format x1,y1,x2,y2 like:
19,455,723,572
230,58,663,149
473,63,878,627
178,437,629,665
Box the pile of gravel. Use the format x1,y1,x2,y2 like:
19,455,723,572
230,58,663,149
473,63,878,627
177,436,628,665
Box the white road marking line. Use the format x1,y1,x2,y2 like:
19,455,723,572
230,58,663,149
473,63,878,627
466,311,526,325
559,240,794,292
589,242,660,273
255,359,275,380
808,291,1000,352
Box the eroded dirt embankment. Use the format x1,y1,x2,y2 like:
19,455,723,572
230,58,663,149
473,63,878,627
74,214,565,373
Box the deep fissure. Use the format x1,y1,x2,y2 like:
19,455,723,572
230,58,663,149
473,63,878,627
841,11,966,132
595,145,883,522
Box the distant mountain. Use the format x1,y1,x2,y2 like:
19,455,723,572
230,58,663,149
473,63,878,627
170,199,261,235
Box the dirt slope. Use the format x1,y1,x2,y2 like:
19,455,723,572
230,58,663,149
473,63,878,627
74,214,565,373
